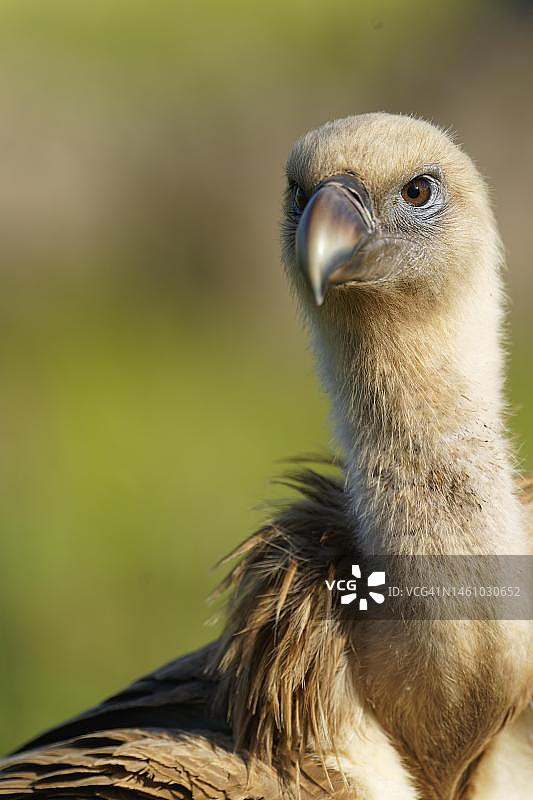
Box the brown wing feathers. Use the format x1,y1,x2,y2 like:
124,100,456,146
0,464,358,799
209,466,357,770
0,730,353,799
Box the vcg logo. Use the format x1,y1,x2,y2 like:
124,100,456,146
325,564,386,611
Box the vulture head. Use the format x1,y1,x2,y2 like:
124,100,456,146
283,113,498,310
281,113,507,480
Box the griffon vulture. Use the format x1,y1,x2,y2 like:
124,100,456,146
1,113,532,800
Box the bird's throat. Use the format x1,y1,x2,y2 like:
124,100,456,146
309,291,533,798
312,292,525,558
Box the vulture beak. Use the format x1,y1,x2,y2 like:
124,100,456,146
295,174,376,305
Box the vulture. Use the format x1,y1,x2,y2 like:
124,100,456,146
1,112,532,800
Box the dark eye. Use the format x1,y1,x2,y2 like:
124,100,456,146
292,184,308,213
401,176,433,207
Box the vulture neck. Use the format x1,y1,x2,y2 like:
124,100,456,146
312,285,526,557
214,281,531,800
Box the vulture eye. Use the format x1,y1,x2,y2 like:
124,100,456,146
401,176,433,208
292,184,308,213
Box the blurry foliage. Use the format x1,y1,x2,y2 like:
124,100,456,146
0,279,329,749
0,0,531,753
0,1,481,81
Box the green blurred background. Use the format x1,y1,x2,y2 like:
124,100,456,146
0,0,531,753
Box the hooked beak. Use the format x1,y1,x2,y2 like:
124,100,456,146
295,174,376,305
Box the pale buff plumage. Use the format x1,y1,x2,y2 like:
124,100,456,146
0,113,531,800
